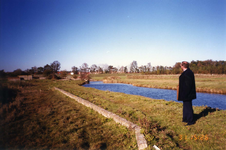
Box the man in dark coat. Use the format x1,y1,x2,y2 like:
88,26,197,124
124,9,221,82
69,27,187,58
178,61,196,125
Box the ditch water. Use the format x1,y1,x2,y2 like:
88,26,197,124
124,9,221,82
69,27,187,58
83,81,226,110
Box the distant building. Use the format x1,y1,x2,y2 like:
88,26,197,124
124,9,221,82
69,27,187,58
18,75,33,80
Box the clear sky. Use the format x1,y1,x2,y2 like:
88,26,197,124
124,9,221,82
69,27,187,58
0,0,225,72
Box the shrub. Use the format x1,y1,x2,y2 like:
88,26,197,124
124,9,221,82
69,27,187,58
60,70,68,78
43,70,52,77
73,75,78,79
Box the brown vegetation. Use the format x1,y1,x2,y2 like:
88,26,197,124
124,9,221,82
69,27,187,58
0,81,136,149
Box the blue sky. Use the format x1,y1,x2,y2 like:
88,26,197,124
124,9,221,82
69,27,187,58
0,0,225,72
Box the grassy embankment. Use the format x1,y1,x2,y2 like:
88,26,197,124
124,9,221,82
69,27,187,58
55,80,226,150
0,80,137,149
91,74,226,94
1,76,226,149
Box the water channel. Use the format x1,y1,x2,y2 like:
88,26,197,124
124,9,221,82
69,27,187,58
83,81,226,110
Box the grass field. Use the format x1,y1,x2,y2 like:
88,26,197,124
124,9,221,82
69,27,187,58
1,77,226,149
54,80,226,150
91,74,226,94
0,80,137,149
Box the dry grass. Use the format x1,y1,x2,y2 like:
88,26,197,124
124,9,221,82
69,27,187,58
0,80,137,149
91,74,226,94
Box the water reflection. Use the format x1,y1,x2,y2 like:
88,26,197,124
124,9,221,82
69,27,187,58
83,81,226,110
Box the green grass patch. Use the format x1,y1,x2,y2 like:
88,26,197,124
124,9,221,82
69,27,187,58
54,80,226,150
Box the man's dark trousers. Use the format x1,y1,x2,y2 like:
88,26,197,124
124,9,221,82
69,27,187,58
183,100,194,124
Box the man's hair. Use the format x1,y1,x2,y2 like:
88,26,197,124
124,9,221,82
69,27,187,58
181,61,189,68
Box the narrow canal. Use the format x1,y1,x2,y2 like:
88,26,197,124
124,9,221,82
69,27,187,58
83,81,226,110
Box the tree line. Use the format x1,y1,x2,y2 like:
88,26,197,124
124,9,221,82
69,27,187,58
148,60,226,74
127,60,226,74
0,61,61,78
1,60,225,78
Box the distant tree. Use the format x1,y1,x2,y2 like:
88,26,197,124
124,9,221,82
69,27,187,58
32,66,37,74
97,66,103,74
143,65,147,73
119,66,124,73
0,70,6,78
51,61,61,73
13,69,23,76
108,65,114,73
130,61,138,73
80,63,89,73
165,66,171,74
124,66,128,73
37,67,44,74
172,62,181,74
23,69,30,75
159,66,165,74
147,63,151,72
100,64,109,73
28,66,37,74
71,66,78,74
112,67,118,73
156,66,160,74
44,64,52,71
139,65,144,73
90,64,97,73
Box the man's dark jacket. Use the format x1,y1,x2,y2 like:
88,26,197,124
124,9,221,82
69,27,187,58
178,68,196,101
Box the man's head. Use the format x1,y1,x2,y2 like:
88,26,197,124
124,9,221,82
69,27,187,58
180,61,189,70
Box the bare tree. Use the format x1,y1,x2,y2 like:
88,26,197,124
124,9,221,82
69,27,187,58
124,66,128,73
90,64,97,73
51,61,61,73
130,61,138,73
100,64,109,73
97,66,103,74
80,63,89,73
108,65,114,73
119,66,124,73
147,62,151,72
71,66,78,74
31,66,37,74
139,65,144,73
113,67,118,73
37,67,44,74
